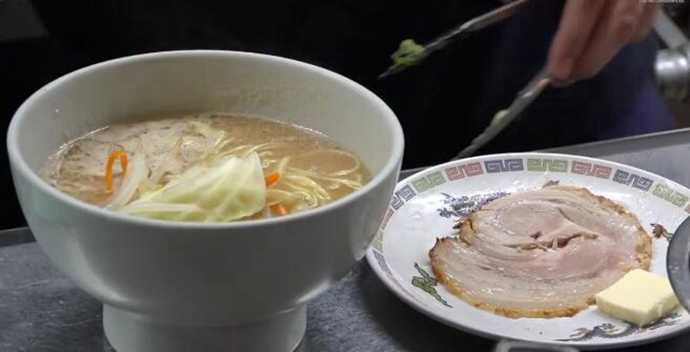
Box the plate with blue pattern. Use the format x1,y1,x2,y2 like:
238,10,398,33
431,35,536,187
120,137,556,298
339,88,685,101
366,153,690,349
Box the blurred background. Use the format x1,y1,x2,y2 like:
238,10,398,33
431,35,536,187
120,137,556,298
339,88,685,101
2,0,690,229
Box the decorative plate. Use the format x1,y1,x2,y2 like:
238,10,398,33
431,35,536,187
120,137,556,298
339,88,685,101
366,153,690,349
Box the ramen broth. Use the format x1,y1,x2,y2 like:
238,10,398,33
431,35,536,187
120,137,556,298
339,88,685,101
41,113,370,222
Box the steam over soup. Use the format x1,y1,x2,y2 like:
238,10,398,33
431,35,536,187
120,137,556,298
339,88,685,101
41,113,371,222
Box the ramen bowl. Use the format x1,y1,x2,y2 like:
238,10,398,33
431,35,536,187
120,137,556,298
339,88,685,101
7,51,404,352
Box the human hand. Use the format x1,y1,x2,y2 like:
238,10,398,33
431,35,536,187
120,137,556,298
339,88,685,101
547,0,659,84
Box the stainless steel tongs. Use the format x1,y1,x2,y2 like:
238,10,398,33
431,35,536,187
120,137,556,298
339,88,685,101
379,0,551,159
454,68,551,159
378,0,532,79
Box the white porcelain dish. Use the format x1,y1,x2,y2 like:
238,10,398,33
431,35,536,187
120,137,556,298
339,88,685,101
367,153,690,350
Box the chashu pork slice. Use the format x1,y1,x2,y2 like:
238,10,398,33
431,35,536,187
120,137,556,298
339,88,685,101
429,185,651,318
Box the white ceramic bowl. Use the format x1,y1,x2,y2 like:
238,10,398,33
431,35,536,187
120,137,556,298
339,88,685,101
7,51,404,352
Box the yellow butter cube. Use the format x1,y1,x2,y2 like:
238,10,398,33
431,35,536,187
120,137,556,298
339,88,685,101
595,269,679,326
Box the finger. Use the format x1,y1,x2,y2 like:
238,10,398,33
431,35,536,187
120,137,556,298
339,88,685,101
631,3,659,43
570,0,645,80
547,0,608,82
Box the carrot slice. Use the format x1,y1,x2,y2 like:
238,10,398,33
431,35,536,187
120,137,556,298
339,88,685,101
265,172,280,187
270,203,288,216
105,150,129,193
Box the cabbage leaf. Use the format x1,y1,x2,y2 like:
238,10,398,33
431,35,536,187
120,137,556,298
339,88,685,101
119,152,266,222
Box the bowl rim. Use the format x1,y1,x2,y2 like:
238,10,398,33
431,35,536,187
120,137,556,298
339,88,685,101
7,50,405,230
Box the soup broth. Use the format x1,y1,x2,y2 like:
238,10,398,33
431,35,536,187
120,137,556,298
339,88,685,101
41,112,370,222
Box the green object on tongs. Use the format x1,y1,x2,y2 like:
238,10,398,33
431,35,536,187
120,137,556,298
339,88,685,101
378,0,531,79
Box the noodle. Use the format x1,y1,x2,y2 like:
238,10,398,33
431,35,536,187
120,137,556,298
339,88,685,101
41,112,370,220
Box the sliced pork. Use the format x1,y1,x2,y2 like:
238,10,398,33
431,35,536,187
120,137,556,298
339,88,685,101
429,185,651,318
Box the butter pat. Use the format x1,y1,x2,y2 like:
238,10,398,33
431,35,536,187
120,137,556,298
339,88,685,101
595,269,679,326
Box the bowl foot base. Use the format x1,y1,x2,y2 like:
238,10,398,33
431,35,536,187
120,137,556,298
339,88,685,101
103,304,306,352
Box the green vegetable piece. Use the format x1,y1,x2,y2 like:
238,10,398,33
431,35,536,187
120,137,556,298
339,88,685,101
391,39,426,67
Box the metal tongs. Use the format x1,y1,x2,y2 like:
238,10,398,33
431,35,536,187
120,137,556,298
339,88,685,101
454,69,551,159
379,0,551,159
378,0,532,79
